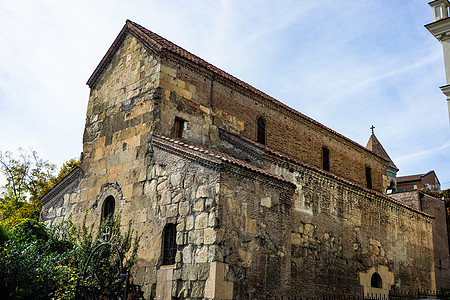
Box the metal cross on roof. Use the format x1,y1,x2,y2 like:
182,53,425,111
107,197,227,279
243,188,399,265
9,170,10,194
370,125,375,135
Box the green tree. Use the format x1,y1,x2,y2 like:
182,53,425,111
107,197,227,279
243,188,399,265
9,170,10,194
0,149,79,229
0,215,140,300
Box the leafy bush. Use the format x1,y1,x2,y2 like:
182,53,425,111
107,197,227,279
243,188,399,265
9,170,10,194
0,216,139,300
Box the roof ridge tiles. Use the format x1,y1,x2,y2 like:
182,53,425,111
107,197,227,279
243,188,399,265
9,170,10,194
153,133,433,219
152,134,291,185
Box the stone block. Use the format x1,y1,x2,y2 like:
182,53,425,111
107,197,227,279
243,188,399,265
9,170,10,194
166,204,178,218
291,232,301,245
197,263,210,280
188,229,203,245
157,179,169,191
208,212,217,227
144,179,157,195
182,245,192,264
196,245,209,263
205,198,214,210
193,199,205,212
248,239,260,252
160,190,171,205
204,228,216,245
195,212,208,229
179,201,190,216
190,281,205,298
175,251,181,263
172,193,183,203
176,231,185,246
170,173,181,187
177,281,188,299
176,218,185,231
196,185,208,198
181,264,197,281
155,164,165,177
185,215,194,230
261,196,277,208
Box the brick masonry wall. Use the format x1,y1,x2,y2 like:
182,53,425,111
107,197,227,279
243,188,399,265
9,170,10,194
390,191,450,290
41,31,437,299
158,57,388,193
422,194,450,289
219,172,291,299
269,163,435,295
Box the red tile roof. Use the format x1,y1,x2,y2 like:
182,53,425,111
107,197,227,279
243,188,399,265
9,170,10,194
87,20,388,164
397,174,423,183
152,134,293,186
366,134,398,170
153,132,433,219
397,171,438,184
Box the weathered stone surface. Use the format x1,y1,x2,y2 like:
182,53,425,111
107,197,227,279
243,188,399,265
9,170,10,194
193,198,204,212
40,24,438,300
204,228,216,245
182,245,192,264
195,212,208,229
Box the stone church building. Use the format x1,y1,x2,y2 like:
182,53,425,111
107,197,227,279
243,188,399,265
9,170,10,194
40,20,438,299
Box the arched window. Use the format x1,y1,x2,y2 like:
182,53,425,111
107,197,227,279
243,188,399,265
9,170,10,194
371,272,382,288
257,116,266,145
102,195,115,220
162,224,177,265
322,146,330,171
365,166,372,189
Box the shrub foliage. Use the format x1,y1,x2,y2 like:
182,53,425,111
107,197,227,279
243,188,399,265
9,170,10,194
0,215,139,299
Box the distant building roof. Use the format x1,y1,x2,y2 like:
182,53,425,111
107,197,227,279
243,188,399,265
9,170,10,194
366,134,398,171
397,170,439,184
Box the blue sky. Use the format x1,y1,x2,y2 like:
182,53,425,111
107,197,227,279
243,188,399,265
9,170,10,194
0,0,449,189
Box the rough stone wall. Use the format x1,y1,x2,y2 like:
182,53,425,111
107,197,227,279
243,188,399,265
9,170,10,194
422,193,450,289
40,28,438,299
219,172,291,299
267,162,435,296
158,58,388,193
58,33,161,298
149,147,221,299
41,191,80,227
387,191,421,210
390,191,450,289
40,169,81,228
77,32,161,228
157,63,214,145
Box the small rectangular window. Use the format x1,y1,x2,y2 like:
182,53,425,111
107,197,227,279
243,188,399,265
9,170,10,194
257,116,266,145
172,117,185,138
434,5,444,20
365,166,372,189
322,146,330,172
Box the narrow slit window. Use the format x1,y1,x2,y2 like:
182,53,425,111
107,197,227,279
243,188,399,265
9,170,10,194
365,166,372,189
162,224,177,265
322,146,330,172
257,116,266,145
102,196,115,220
371,272,382,288
172,117,185,138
